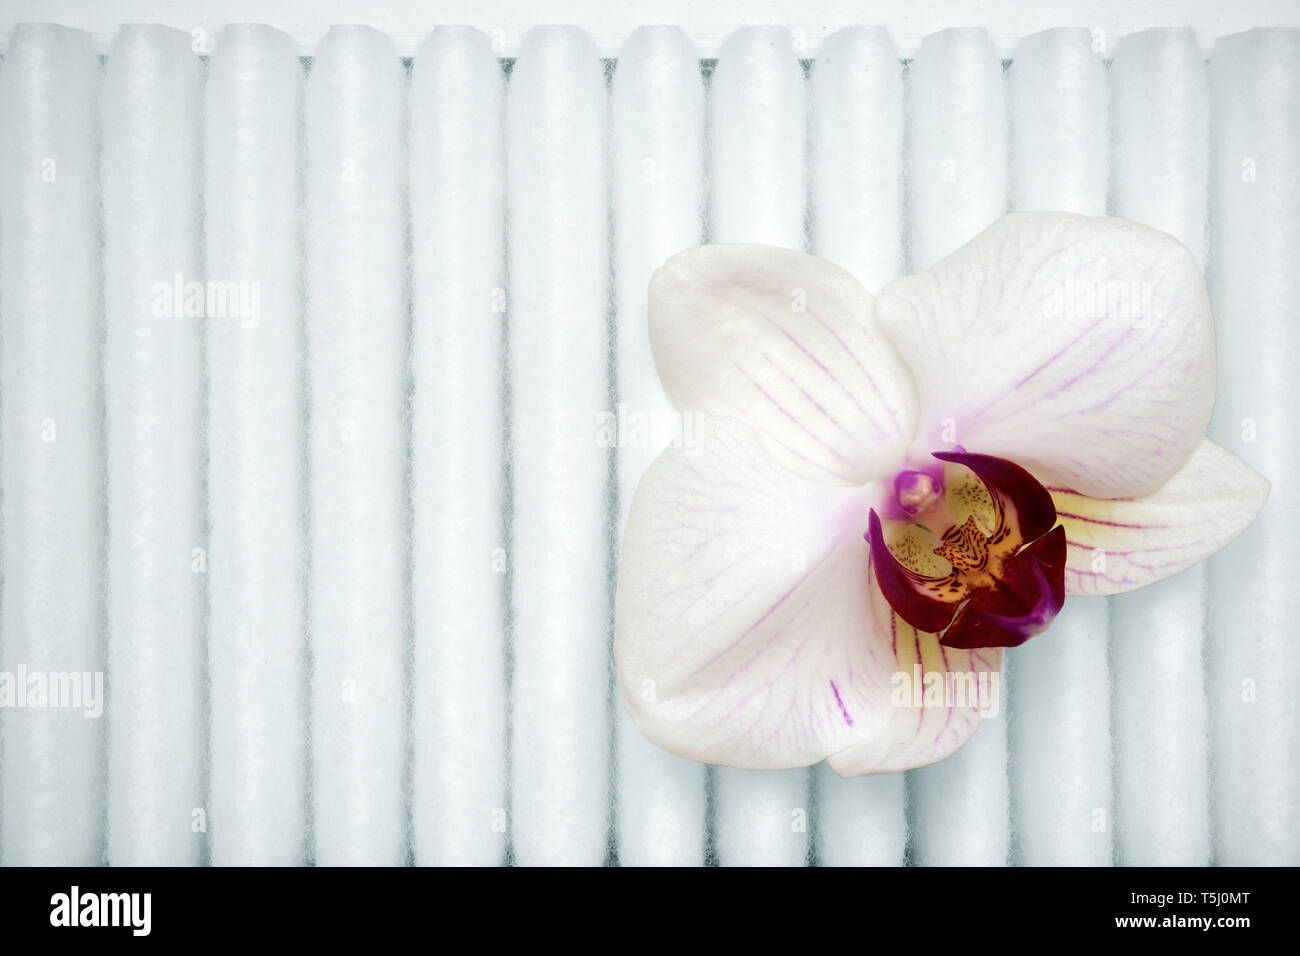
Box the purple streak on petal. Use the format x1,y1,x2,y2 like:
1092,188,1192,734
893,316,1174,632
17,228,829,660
763,317,895,442
805,306,908,442
1047,484,1136,502
760,350,852,435
746,375,858,470
1054,509,1169,530
963,312,1112,425
830,679,854,727
733,362,861,483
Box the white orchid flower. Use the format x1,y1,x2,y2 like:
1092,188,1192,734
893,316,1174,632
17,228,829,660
614,212,1269,777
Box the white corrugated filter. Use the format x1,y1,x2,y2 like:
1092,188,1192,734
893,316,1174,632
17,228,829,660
0,19,1293,867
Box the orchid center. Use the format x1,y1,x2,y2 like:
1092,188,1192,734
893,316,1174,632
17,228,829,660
935,514,990,573
893,469,943,517
867,451,1067,650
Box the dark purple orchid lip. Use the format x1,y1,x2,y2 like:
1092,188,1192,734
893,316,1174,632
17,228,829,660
867,451,1065,650
931,450,1058,545
866,509,962,634
939,526,1067,649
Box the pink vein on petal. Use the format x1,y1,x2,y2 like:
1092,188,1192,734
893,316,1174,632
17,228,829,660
1055,510,1169,530
830,679,854,727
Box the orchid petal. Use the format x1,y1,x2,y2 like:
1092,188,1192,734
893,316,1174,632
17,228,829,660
827,569,1003,776
876,212,1215,497
1051,437,1269,596
616,414,997,775
649,243,917,486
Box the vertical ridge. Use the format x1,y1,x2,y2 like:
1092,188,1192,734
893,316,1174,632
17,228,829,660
102,24,205,866
204,23,307,866
506,25,611,866
1206,27,1300,866
1108,26,1212,866
306,25,407,865
409,26,508,866
0,22,105,866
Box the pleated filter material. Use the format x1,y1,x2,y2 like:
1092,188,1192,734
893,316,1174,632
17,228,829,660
0,21,1296,867
0,22,104,867
101,24,206,867
205,23,307,869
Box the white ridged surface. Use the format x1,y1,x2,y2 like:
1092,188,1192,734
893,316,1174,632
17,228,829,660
811,26,904,292
1108,27,1212,867
1206,28,1300,866
410,27,508,867
102,24,205,866
205,24,307,868
905,27,1009,273
904,27,1011,868
507,26,611,866
1008,28,1109,215
0,23,104,866
306,25,408,866
809,25,907,866
1005,28,1113,867
1010,600,1112,864
611,26,708,866
708,26,812,868
0,18,1293,869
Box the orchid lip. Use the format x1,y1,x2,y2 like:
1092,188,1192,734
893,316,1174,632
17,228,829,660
867,451,1066,650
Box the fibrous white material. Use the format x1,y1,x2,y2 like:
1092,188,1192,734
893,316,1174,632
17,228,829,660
1005,28,1112,867
904,27,1010,867
0,17,1292,870
205,24,307,867
809,25,907,867
507,26,612,866
1207,28,1300,866
612,26,708,866
306,25,408,866
1109,27,1212,867
811,26,904,293
410,26,508,867
1009,28,1108,215
0,23,104,866
905,28,1008,273
709,26,811,867
102,24,205,866
1011,600,1112,864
